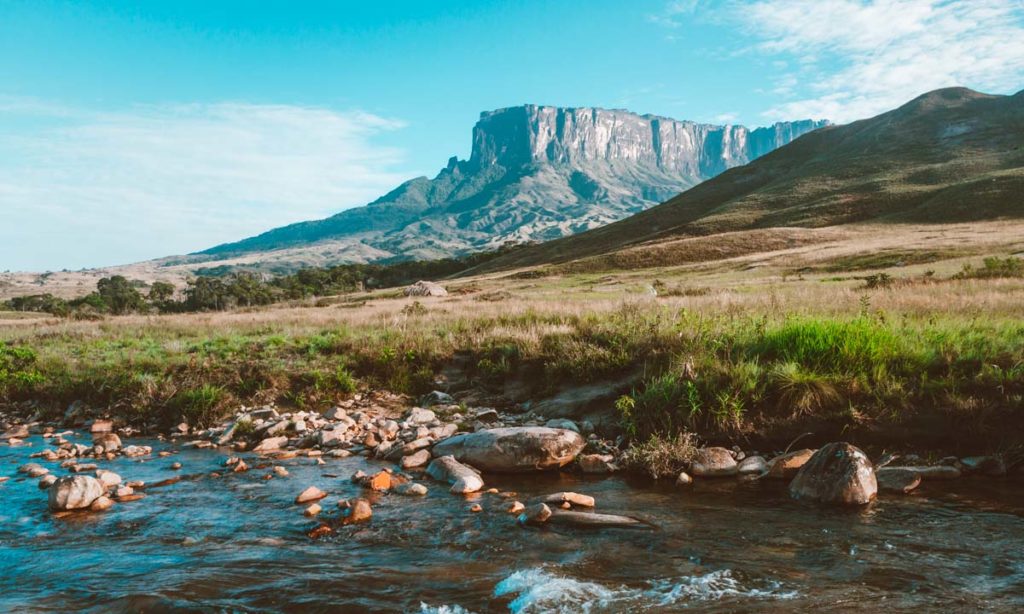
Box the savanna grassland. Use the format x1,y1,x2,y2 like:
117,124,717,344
3,222,1024,454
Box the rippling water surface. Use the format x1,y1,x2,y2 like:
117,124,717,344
3,434,1024,613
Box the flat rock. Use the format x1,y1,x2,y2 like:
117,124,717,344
690,447,738,477
789,442,877,506
877,468,921,494
253,436,288,453
768,449,815,479
400,449,431,469
425,455,484,493
542,492,595,507
432,427,585,472
547,510,647,529
881,465,961,480
19,463,49,478
737,455,768,475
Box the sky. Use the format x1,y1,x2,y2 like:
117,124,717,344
1,0,1022,271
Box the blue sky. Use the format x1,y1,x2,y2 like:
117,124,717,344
2,0,1022,271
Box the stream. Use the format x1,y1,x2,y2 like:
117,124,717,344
2,434,1024,612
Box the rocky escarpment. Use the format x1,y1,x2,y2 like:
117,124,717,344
194,106,827,269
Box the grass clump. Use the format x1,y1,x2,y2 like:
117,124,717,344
955,256,1024,280
620,432,699,479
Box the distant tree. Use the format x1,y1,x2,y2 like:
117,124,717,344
96,275,146,315
185,276,229,311
149,281,175,303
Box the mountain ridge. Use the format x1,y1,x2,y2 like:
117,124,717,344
470,87,1024,273
196,104,827,266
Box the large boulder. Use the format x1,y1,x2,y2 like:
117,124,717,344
48,475,105,511
404,281,447,297
788,442,877,506
431,427,585,472
689,447,738,477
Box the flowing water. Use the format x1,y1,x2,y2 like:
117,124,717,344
2,434,1024,613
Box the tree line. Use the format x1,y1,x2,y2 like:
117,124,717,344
1,247,518,318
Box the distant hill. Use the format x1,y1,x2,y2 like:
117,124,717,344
475,87,1024,272
193,105,825,268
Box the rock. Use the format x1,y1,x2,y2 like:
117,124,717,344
431,427,586,472
788,442,877,505
518,503,552,525
401,449,432,469
543,419,579,433
508,501,526,514
406,407,436,425
307,524,334,539
768,449,816,479
273,466,289,477
675,471,693,486
395,482,428,496
472,408,500,423
880,465,961,480
304,503,322,517
2,425,29,439
690,447,738,477
48,475,105,511
737,455,769,475
318,427,348,448
19,463,49,478
250,407,279,421
877,468,922,494
367,471,392,492
115,486,134,498
295,486,327,504
92,432,121,453
961,456,1007,476
89,496,115,512
578,453,615,474
404,280,447,297
542,492,595,507
420,391,454,407
38,474,58,489
469,503,483,513
233,460,249,473
547,510,647,529
216,422,238,446
95,469,122,489
343,498,373,524
401,438,433,455
90,420,113,433
425,455,484,493
170,462,182,471
253,436,288,453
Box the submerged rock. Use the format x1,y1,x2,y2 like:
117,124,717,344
788,442,877,506
48,475,105,511
690,447,738,477
768,449,815,479
19,463,49,478
431,427,585,472
547,510,647,529
426,456,484,494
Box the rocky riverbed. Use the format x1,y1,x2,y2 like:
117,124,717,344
3,395,1024,611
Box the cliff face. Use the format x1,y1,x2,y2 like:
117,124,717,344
199,105,828,266
469,105,826,176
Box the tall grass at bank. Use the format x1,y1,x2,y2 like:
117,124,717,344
2,302,1023,440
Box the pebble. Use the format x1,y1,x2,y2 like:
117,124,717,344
170,462,182,471
304,503,322,517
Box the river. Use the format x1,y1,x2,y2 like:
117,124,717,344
2,434,1023,612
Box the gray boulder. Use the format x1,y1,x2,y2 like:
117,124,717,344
690,447,738,477
789,442,877,505
431,427,585,472
425,455,484,493
404,281,447,297
48,475,105,511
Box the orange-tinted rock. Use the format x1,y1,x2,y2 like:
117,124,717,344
768,449,815,479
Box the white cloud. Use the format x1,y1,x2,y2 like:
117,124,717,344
648,0,704,28
733,0,1024,122
0,101,415,270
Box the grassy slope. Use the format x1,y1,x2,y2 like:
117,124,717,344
472,88,1024,274
3,223,1023,453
